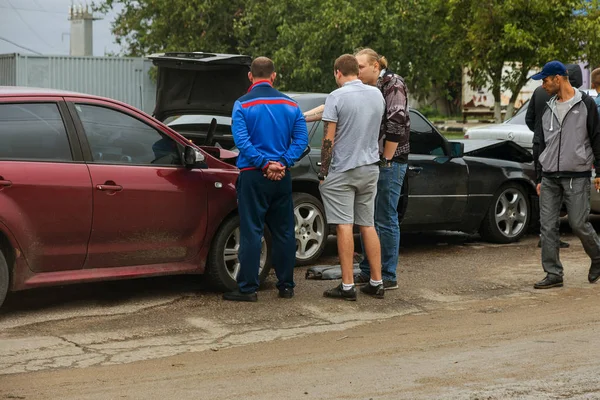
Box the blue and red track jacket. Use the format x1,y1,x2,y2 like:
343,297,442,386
232,80,308,170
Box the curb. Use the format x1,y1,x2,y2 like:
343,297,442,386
435,125,466,133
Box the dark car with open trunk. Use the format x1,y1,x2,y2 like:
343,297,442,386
150,52,540,266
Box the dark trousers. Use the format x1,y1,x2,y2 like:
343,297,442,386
540,177,600,276
237,170,296,293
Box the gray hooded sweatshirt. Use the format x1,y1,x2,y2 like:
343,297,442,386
532,89,600,182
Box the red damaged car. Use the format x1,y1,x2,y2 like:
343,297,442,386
0,57,273,308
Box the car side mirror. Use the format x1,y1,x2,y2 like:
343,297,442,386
449,141,464,158
184,145,206,168
298,145,311,161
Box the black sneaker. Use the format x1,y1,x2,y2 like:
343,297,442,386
223,290,258,302
278,287,294,299
323,283,357,301
533,274,563,289
383,280,398,290
353,274,370,286
360,283,385,299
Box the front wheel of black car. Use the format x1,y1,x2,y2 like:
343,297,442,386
207,215,272,291
293,192,327,265
479,182,531,244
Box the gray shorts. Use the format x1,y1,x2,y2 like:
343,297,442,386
319,164,379,226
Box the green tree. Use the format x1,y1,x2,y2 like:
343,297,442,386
577,0,600,71
235,0,461,107
448,0,584,122
95,0,462,110
93,0,246,55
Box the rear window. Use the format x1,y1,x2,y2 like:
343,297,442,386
0,103,72,161
505,100,529,125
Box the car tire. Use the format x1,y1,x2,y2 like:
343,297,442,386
0,250,8,309
206,215,272,292
479,182,531,243
293,192,328,266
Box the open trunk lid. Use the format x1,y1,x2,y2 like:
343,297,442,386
148,52,252,122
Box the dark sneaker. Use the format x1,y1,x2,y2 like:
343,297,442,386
223,290,258,302
533,274,563,289
353,274,370,286
323,283,357,301
360,283,385,299
383,280,398,290
278,287,294,299
589,263,600,284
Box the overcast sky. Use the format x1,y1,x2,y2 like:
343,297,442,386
0,0,122,56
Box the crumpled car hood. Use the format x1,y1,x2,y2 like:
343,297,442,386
458,139,533,163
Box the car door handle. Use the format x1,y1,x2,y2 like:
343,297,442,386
0,179,12,187
96,183,123,192
316,162,322,166
408,166,423,174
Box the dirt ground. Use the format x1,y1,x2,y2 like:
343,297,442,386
1,223,600,399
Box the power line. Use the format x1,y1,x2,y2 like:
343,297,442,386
32,0,44,10
0,36,43,55
6,0,57,49
0,4,64,15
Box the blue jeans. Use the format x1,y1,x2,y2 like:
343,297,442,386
359,162,407,281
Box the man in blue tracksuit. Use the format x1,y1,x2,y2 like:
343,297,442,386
223,57,309,302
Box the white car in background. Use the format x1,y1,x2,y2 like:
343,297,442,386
464,89,598,151
464,89,600,212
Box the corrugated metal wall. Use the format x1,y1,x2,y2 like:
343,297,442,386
0,54,17,86
0,54,156,115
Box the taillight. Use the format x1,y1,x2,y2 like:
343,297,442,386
464,134,469,139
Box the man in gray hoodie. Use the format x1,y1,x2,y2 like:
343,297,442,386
532,60,600,289
526,64,583,250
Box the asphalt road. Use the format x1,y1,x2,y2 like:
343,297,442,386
1,220,600,399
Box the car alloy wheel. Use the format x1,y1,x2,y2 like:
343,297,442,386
479,182,531,244
223,227,267,281
293,193,326,265
207,215,271,291
494,187,528,238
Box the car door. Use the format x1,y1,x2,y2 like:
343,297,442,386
306,120,324,174
66,99,208,269
402,111,469,226
0,98,92,272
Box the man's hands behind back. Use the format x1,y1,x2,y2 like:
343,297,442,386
264,161,286,181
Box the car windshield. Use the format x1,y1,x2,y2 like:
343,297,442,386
167,115,231,126
504,100,529,125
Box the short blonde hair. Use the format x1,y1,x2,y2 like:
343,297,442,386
592,68,600,88
354,48,388,70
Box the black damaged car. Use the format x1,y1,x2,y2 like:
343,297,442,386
150,52,539,265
